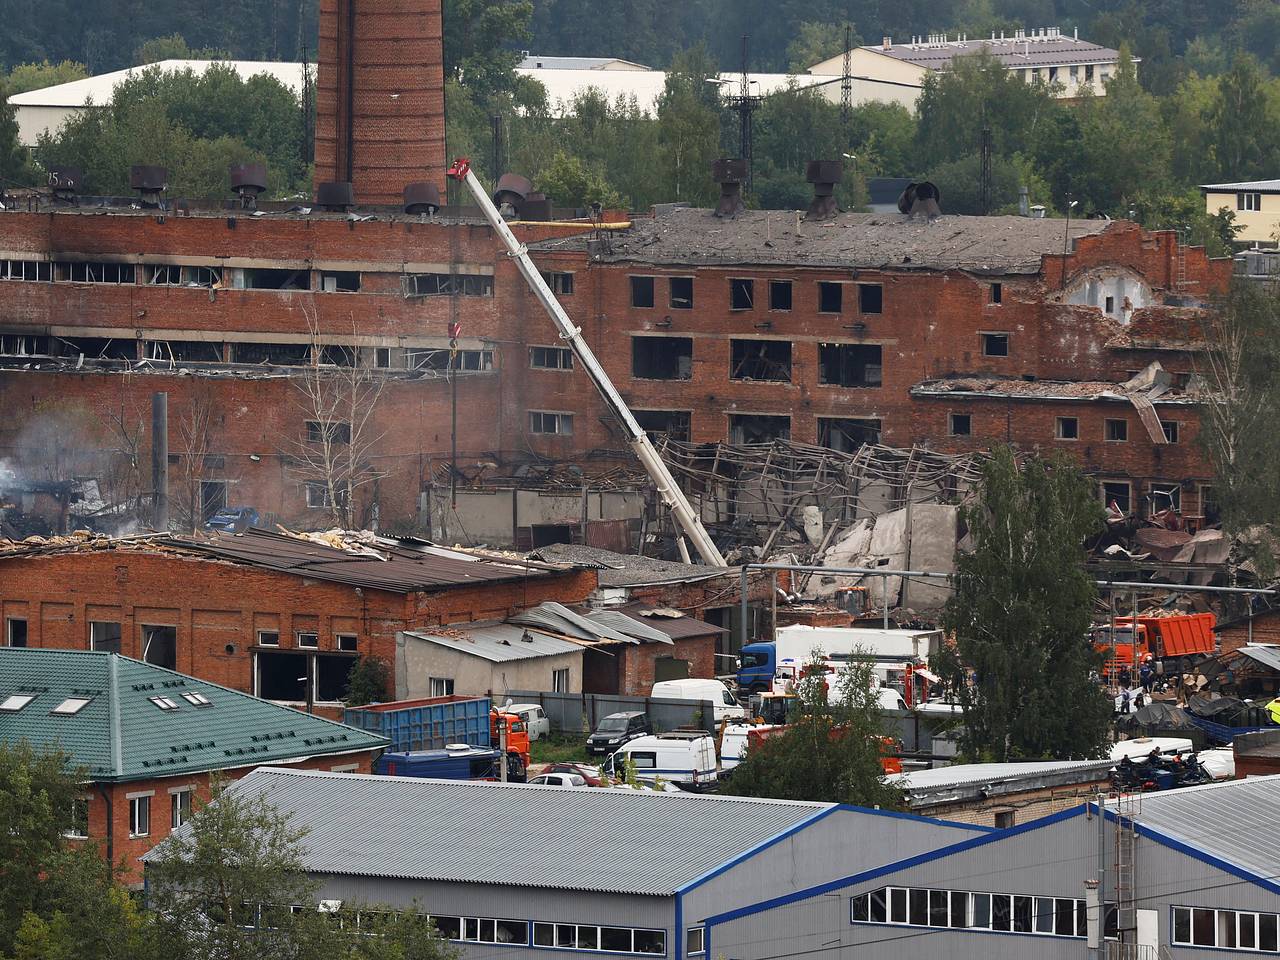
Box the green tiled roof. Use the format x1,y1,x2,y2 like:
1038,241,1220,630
0,649,387,782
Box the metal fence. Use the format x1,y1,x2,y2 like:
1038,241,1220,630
502,690,717,735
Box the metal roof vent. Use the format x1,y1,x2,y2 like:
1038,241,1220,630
316,181,355,212
403,181,441,216
804,160,843,222
229,162,268,210
47,166,83,204
493,173,533,219
897,180,942,220
130,165,168,208
711,158,747,218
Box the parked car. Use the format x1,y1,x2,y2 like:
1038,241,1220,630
586,711,653,756
544,762,605,786
601,732,718,790
503,703,551,741
204,506,260,533
651,678,747,723
527,772,588,787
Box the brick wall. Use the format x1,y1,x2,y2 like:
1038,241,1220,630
619,634,717,695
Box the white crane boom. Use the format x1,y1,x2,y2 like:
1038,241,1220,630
447,158,726,567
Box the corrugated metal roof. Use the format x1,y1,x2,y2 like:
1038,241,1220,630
404,623,582,663
899,760,1114,797
583,610,673,645
146,767,832,895
7,59,307,107
1235,645,1280,673
0,649,386,781
1202,180,1280,193
1113,775,1280,881
509,602,639,644
863,37,1123,69
618,603,728,640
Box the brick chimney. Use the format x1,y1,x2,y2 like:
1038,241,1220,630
315,0,447,205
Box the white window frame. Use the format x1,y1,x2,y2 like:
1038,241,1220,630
89,620,123,652
128,793,152,838
686,926,706,955
256,629,280,647
5,616,28,646
64,795,89,839
529,345,574,370
552,668,570,693
170,787,193,829
530,411,574,436
1055,416,1080,441
336,633,358,652
296,631,319,649
429,676,455,697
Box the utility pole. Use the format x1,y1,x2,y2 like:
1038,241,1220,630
726,36,761,197
841,24,853,127
499,714,509,783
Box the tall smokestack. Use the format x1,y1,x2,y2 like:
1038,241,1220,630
152,392,169,532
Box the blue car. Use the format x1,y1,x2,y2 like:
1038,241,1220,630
204,507,260,533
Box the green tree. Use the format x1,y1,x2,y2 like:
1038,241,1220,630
5,60,88,95
1207,54,1271,182
0,78,29,187
343,655,392,706
443,0,533,98
655,45,722,205
785,22,857,73
937,446,1111,762
726,653,904,807
535,150,622,210
133,33,228,65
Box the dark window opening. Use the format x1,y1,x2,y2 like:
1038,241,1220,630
729,414,790,444
669,276,694,309
375,348,391,368
634,410,691,442
1105,419,1128,441
1056,417,1079,440
818,282,843,313
141,625,177,669
990,282,1003,304
530,412,573,435
316,653,357,702
407,348,493,372
306,421,351,444
949,413,972,436
55,337,137,361
0,334,51,356
1148,483,1181,515
256,650,307,701
1102,481,1132,514
630,276,655,308
769,280,792,311
90,621,122,653
730,339,791,381
7,618,28,648
541,271,574,294
336,634,358,652
318,344,358,366
729,278,754,310
819,343,882,387
406,273,493,297
981,333,1009,357
143,340,222,363
243,268,307,290
1105,295,1115,313
530,346,573,370
818,418,880,452
319,271,360,292
632,336,692,380
1161,420,1180,443
858,283,883,314
230,342,311,365
200,481,227,521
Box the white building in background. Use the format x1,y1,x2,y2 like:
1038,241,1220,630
807,27,1133,100
518,54,652,71
7,59,308,146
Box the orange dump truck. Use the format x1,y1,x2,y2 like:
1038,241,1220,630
1093,613,1217,670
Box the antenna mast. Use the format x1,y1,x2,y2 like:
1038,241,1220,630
841,24,853,126
726,35,761,196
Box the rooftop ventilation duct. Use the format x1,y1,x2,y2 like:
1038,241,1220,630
521,191,553,221
493,173,533,219
711,158,747,218
47,166,83,204
804,160,843,221
229,163,268,210
403,181,441,216
316,181,356,212
897,180,942,220
130,165,168,208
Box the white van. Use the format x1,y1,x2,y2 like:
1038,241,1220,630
601,733,719,789
651,678,747,723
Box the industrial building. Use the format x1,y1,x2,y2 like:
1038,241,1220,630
1201,179,1280,248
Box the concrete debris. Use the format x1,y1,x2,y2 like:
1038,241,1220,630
801,505,824,548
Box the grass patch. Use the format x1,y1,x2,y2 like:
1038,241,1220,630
531,733,590,765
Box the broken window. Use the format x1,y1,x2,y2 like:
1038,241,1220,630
981,333,1009,357
669,277,694,309
632,336,692,380
818,343,882,387
318,344,358,366
89,621,122,654
1161,420,1180,443
1148,483,1181,515
141,625,177,669
406,273,493,297
306,421,351,444
530,411,573,435
55,337,137,360
818,281,843,313
1056,417,1079,440
634,410,691,442
256,650,308,701
730,339,791,381
375,348,392,368
183,266,221,287
729,414,790,444
858,283,883,314
1,260,52,281
148,265,183,285
0,334,51,356
818,418,881,452
234,267,308,290
1105,419,1128,442
630,276,655,308
990,282,1003,304
530,346,573,370
316,654,357,702
143,340,222,363
406,348,493,371
729,278,754,310
1200,484,1219,522
305,482,348,509
769,280,792,311
1102,481,1132,514
55,261,136,284
949,413,972,436
230,342,311,365
541,271,574,295
319,271,360,292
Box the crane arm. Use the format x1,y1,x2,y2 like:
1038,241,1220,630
447,158,726,567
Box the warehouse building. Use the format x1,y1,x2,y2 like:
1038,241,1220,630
148,767,985,959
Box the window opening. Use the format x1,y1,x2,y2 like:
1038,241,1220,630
730,339,791,381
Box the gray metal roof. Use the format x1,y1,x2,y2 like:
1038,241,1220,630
1112,775,1280,880
151,768,832,895
583,610,673,644
899,760,1114,806
509,601,639,644
863,36,1123,69
1202,180,1280,193
403,623,582,663
518,55,652,71
1234,645,1280,673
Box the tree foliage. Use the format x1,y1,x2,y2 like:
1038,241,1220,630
727,654,904,807
5,60,88,95
937,446,1112,762
343,655,393,707
443,0,533,99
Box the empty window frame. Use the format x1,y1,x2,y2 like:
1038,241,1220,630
949,413,972,436
129,795,151,838
375,347,392,369
305,421,352,444
0,334,51,356
819,343,882,387
669,277,694,309
818,281,843,313
171,788,193,829
1102,481,1132,514
147,265,183,285
632,336,693,380
296,632,319,649
541,271,574,294
304,482,348,509
406,273,493,297
230,342,311,365
336,634,358,652
981,333,1009,357
1238,193,1262,212
1161,420,1180,443
630,276,655,308
406,348,494,372
142,340,223,363
55,337,137,361
141,625,177,669
318,344,358,366
1055,417,1079,440
1148,483,1181,515
315,653,357,702
89,621,122,654
236,268,307,291
858,283,883,314
66,796,89,839
1105,418,1128,441
818,418,881,452
769,280,792,311
686,928,706,956
319,271,360,292
6,618,28,648
729,278,754,310
0,260,52,281
729,414,790,444
990,282,1003,304
634,410,691,442
730,339,791,382
146,264,221,287
530,411,573,435
255,650,309,701
552,667,570,693
530,346,573,370
56,261,136,284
